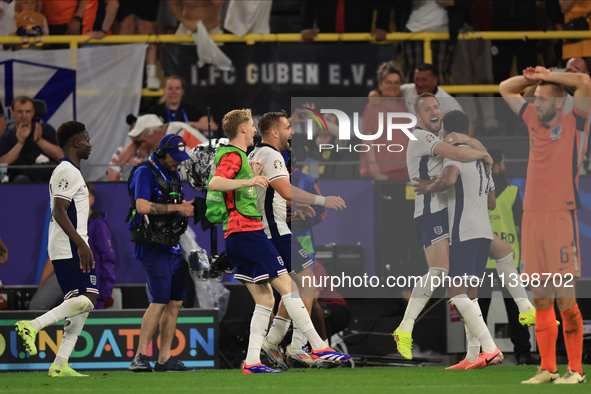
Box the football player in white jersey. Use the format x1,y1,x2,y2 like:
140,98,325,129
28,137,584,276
16,121,96,377
414,110,503,369
393,93,493,360
248,110,347,368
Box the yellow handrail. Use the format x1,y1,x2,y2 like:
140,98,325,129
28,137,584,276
2,31,588,96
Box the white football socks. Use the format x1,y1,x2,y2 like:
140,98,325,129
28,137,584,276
54,312,89,367
30,296,94,331
494,253,534,313
266,316,291,346
399,268,447,332
281,292,326,350
465,299,481,362
245,304,272,365
449,294,496,354
291,322,309,349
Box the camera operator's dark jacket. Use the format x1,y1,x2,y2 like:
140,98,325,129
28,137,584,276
127,153,187,259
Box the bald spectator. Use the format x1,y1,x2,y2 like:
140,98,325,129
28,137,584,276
168,0,223,35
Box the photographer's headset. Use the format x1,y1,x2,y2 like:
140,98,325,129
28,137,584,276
155,131,188,160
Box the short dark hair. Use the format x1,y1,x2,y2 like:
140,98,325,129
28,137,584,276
487,147,504,167
11,96,34,110
539,81,568,98
258,110,288,137
56,120,87,148
415,63,439,79
442,110,470,135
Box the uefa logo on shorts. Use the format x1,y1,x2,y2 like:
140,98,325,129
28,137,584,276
434,226,443,235
90,275,97,285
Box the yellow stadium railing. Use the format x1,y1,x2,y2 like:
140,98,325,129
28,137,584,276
2,30,591,96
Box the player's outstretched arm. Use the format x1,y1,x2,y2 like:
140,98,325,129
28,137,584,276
53,197,95,272
499,75,534,115
271,177,346,211
412,166,460,195
209,175,269,192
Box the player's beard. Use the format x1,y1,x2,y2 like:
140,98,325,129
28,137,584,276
537,107,556,123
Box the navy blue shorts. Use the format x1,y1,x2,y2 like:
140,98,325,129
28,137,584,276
449,238,492,279
139,248,186,304
226,230,288,284
272,235,314,275
414,209,449,249
53,253,99,300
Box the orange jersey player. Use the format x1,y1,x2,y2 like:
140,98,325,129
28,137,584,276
500,66,591,385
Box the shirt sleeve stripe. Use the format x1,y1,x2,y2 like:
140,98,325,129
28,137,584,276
269,174,288,181
430,140,441,156
54,194,72,201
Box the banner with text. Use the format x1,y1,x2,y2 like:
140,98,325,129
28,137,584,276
162,43,396,123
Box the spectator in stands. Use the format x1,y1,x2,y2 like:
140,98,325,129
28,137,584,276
398,0,472,85
560,0,591,67
30,181,116,310
397,63,463,116
83,0,119,38
0,96,60,183
224,0,271,37
0,101,6,136
168,0,223,34
4,0,49,51
542,0,564,68
107,114,160,181
115,0,160,90
491,0,539,84
41,0,86,49
300,0,390,42
148,75,217,132
452,0,498,134
360,61,409,180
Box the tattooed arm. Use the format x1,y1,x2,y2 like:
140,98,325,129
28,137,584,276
136,198,194,217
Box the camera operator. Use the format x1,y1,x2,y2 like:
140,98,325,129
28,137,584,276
126,134,195,372
0,96,60,182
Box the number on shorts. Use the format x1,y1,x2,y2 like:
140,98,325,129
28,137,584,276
560,246,569,264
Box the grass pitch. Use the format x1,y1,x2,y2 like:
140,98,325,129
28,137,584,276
0,365,586,393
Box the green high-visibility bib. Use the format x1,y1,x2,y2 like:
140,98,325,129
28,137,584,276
487,185,520,268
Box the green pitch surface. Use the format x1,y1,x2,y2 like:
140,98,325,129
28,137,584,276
1,366,586,393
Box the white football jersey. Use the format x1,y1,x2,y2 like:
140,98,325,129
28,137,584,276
443,146,495,244
248,144,290,239
407,128,447,218
48,159,90,260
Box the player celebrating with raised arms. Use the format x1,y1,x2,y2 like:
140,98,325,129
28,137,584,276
207,109,350,374
500,66,590,384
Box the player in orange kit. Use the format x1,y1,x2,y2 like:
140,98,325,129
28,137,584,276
500,66,590,384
